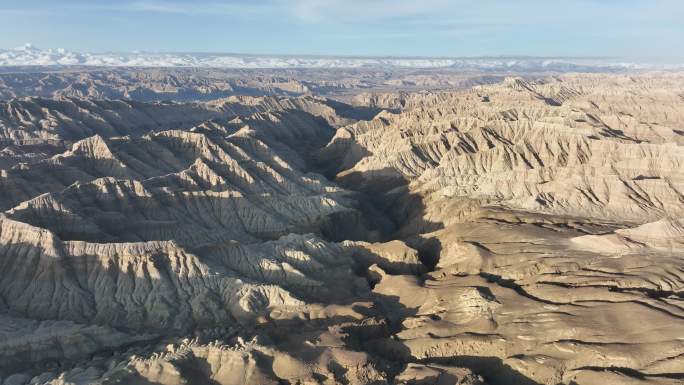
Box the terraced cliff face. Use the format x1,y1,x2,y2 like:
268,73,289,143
0,73,683,385
0,93,390,385
320,73,684,385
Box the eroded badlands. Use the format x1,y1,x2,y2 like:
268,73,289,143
0,72,683,385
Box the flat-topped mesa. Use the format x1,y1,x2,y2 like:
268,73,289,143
573,216,684,253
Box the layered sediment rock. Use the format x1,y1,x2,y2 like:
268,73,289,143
322,73,684,385
1,73,683,385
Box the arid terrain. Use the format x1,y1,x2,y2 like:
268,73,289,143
0,68,683,385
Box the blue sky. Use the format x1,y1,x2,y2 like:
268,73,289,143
0,0,682,58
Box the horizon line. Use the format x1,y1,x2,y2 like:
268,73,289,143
3,45,680,62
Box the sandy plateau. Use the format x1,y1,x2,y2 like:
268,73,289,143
0,69,682,385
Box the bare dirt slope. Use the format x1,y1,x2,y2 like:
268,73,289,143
0,72,682,385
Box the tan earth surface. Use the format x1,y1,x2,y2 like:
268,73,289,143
0,71,682,385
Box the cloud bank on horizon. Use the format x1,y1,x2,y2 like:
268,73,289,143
0,0,682,58
3,44,683,69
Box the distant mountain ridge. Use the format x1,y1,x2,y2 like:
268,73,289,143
1,44,681,70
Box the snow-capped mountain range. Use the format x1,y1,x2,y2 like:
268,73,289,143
0,44,680,71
